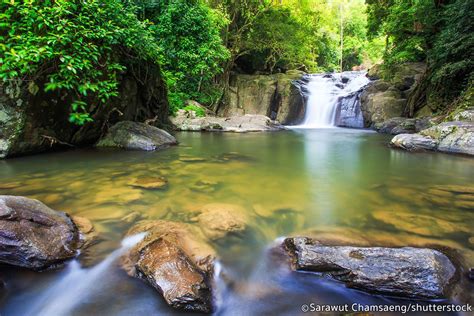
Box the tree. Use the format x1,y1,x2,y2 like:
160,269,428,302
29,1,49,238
132,0,230,111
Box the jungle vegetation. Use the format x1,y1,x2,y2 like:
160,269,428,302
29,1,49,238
1,0,472,122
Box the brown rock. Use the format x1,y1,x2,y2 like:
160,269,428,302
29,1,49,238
123,220,215,313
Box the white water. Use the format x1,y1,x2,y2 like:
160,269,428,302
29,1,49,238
25,233,147,316
296,71,369,128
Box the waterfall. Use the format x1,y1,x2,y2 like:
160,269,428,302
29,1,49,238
25,233,147,316
295,71,369,128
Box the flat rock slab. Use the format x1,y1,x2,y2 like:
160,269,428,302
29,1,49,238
171,114,285,133
391,121,474,156
0,196,86,270
283,237,456,299
122,220,215,313
97,121,177,151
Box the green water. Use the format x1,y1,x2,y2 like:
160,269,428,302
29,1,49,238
0,129,473,315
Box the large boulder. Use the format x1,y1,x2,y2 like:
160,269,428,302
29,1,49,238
0,62,170,159
361,63,426,127
218,71,306,125
283,237,456,299
96,121,177,151
335,90,365,128
390,133,438,151
122,220,216,313
391,121,474,155
0,195,88,270
171,114,285,133
360,82,407,126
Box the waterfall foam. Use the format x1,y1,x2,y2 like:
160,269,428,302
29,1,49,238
295,71,369,128
26,233,147,316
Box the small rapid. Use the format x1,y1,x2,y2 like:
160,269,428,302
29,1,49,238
24,233,147,316
295,71,369,128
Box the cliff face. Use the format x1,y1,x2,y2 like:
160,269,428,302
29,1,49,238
0,63,169,159
218,70,306,125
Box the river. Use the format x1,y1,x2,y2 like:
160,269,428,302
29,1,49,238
0,128,473,315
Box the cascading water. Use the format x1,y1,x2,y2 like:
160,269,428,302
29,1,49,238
296,71,369,128
24,233,147,316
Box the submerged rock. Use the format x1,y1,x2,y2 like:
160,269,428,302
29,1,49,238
0,196,86,270
97,121,177,151
283,237,456,299
122,220,215,313
171,114,285,133
129,176,168,190
372,209,471,236
391,121,474,155
193,203,249,241
189,180,221,193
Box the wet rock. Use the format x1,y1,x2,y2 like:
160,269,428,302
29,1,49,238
391,121,474,156
0,195,82,270
335,90,365,128
194,204,249,241
123,220,215,313
97,121,177,151
283,237,456,299
129,177,168,190
71,216,97,248
171,114,285,133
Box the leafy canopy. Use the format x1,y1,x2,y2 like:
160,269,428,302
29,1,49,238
0,0,159,124
134,0,230,112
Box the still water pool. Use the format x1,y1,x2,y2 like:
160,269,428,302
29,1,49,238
0,129,473,315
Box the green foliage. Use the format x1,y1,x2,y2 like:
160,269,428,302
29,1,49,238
238,6,309,72
217,0,382,74
0,0,159,124
135,0,230,112
183,104,206,117
367,0,473,109
428,0,474,102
